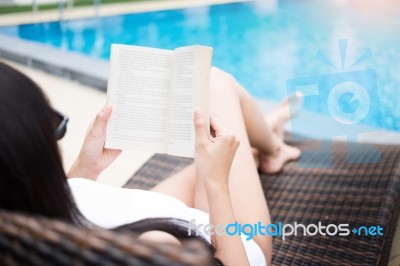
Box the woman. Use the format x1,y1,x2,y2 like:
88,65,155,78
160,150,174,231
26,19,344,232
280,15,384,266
0,62,300,265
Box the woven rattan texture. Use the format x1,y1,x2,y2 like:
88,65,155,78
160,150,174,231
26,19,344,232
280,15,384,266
0,211,215,266
125,141,400,266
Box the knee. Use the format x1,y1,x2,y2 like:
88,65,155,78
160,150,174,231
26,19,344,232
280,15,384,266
209,67,243,98
210,67,235,87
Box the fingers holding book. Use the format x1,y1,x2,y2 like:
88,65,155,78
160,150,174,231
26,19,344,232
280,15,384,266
68,106,121,180
193,109,239,188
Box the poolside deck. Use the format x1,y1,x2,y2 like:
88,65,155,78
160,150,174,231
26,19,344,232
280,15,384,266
0,0,250,26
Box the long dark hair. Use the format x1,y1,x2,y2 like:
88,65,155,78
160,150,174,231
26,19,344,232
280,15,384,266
0,62,86,225
0,62,220,264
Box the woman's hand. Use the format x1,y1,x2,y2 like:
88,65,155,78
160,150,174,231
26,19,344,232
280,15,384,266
194,110,249,266
68,106,121,180
193,109,240,188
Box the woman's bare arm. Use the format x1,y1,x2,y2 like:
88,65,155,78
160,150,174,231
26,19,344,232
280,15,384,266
194,110,249,265
205,182,249,265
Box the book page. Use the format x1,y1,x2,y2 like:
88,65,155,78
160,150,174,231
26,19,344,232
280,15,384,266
168,46,213,157
105,44,172,153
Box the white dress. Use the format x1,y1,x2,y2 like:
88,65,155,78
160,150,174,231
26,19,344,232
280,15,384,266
68,178,266,266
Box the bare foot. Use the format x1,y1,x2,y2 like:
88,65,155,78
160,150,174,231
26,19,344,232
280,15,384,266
259,139,301,174
254,93,303,173
266,93,303,139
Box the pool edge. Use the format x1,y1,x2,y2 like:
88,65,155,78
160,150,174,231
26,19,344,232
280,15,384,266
0,34,109,91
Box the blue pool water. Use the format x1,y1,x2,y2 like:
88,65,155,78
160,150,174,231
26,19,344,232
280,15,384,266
1,1,399,131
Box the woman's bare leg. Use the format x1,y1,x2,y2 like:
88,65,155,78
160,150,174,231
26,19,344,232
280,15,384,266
151,164,196,207
254,95,303,168
219,68,300,174
265,98,292,140
152,67,300,263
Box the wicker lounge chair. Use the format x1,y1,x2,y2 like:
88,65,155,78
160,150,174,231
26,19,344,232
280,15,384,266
126,138,400,266
0,211,216,266
0,138,399,265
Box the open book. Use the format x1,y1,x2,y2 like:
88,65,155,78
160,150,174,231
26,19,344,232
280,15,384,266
105,44,213,158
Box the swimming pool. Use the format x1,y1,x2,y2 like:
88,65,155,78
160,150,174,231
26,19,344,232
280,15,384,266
0,1,399,131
